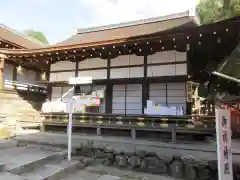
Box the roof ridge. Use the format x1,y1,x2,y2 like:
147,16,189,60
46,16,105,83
0,24,47,47
77,9,195,34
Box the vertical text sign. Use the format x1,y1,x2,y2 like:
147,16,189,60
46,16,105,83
216,108,233,180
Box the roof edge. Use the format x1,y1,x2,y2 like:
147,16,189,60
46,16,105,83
189,7,201,25
0,24,47,48
77,8,199,34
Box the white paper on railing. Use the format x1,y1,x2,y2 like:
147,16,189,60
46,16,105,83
144,100,183,115
41,101,66,113
4,80,47,93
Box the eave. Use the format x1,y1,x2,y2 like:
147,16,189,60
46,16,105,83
0,24,47,49
0,15,238,72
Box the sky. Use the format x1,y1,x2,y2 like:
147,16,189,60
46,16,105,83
0,0,199,44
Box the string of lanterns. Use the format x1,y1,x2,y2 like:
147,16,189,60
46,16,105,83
16,63,47,81
0,41,20,49
2,28,229,66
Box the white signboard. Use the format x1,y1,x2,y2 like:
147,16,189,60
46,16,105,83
64,96,101,113
216,108,233,180
69,76,92,85
73,96,100,106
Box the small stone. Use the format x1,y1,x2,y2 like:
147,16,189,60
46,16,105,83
181,155,198,164
105,146,114,153
99,175,121,180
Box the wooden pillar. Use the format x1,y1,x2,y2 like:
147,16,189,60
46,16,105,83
13,65,17,90
105,58,112,113
13,65,17,81
186,45,192,115
171,128,177,142
46,62,51,100
75,60,79,77
107,58,110,79
97,127,102,136
0,54,6,90
142,55,148,114
131,128,136,140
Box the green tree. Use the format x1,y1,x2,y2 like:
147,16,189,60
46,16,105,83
24,30,49,44
198,0,240,24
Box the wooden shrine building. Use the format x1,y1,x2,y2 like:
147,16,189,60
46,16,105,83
0,25,46,91
0,9,239,117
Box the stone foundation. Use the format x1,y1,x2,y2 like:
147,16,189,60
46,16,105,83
75,141,240,180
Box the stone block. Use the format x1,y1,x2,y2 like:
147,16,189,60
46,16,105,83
184,164,197,180
23,159,80,180
196,162,212,180
115,155,128,167
2,148,66,175
140,156,167,174
169,159,185,179
128,155,141,169
0,163,5,172
94,148,106,158
103,152,115,166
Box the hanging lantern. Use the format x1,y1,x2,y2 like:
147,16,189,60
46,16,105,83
41,71,47,80
186,44,190,51
17,65,23,76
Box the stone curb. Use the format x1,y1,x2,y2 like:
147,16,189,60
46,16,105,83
14,135,240,155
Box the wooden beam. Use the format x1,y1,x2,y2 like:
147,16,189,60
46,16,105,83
45,75,188,86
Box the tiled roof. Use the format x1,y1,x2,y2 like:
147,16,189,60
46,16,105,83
55,9,200,47
0,24,46,49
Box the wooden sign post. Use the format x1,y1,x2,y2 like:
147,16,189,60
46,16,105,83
216,108,233,180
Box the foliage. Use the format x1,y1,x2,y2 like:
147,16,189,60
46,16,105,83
24,30,49,44
198,0,240,24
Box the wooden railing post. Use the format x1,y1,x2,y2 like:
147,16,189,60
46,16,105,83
97,116,103,136
0,54,6,90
